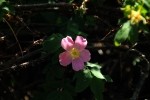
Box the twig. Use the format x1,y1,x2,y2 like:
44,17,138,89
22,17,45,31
88,41,149,100
13,3,121,15
88,41,129,51
0,49,42,72
14,3,75,11
14,3,74,9
129,49,150,100
3,18,23,56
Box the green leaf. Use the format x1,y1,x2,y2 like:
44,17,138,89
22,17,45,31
64,80,76,96
114,21,132,45
90,77,105,100
75,69,93,92
0,1,15,21
86,16,96,26
87,62,112,81
43,80,62,92
139,22,149,34
86,62,101,68
0,0,5,5
143,0,150,8
53,64,65,79
140,6,148,16
1,2,15,14
127,25,138,43
114,41,121,46
61,90,73,100
67,21,87,37
104,75,113,82
87,62,105,79
43,34,63,54
46,90,60,100
91,67,105,79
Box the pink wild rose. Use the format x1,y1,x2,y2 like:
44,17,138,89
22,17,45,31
59,36,91,71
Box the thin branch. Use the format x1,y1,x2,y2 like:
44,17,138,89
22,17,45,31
88,41,129,51
14,3,75,11
129,49,150,100
3,18,23,56
0,41,127,72
14,3,74,9
88,41,150,100
0,49,42,72
13,3,121,15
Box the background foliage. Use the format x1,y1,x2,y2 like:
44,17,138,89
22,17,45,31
0,0,150,100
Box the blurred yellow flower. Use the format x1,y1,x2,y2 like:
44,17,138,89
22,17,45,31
128,10,147,24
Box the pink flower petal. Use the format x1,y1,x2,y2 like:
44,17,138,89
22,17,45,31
59,51,72,66
81,49,91,62
72,58,84,71
61,36,74,51
75,36,87,51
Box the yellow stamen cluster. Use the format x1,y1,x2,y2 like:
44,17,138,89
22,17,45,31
128,10,146,24
70,48,80,59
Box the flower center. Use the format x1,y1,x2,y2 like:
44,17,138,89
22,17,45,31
129,10,144,24
70,48,80,59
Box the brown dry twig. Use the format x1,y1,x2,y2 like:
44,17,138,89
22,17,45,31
0,48,42,72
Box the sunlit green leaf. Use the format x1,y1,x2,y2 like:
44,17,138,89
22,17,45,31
140,6,148,16
114,21,131,45
91,68,105,79
1,2,15,13
143,0,150,8
87,62,112,81
87,62,104,79
86,62,101,68
114,41,121,47
0,1,15,21
0,0,5,5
